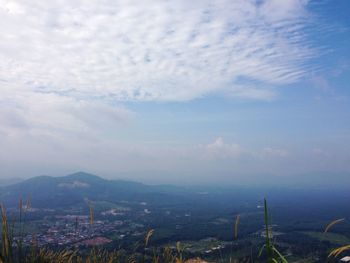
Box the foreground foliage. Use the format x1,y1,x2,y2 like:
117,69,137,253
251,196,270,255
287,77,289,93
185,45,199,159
0,198,349,262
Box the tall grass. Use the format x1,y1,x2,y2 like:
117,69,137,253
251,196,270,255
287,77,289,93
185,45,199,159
1,203,13,263
234,214,240,240
325,218,350,260
258,198,288,263
17,197,31,262
3,198,336,262
0,199,267,263
89,203,94,226
142,229,154,263
324,218,345,234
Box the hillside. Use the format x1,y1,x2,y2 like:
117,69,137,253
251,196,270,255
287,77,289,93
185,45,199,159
0,172,188,208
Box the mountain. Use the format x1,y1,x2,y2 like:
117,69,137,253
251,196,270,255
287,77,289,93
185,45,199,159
0,177,23,186
0,172,187,208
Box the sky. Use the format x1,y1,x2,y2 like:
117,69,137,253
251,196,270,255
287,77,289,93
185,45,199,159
0,0,349,185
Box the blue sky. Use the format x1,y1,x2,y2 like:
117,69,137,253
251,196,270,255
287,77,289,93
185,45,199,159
0,0,349,185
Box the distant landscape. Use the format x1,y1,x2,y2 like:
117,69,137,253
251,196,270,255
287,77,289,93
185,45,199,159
0,172,349,262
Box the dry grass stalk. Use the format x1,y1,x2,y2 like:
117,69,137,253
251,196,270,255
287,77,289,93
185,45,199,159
324,218,345,233
145,229,154,247
234,214,240,240
328,244,350,258
89,203,94,225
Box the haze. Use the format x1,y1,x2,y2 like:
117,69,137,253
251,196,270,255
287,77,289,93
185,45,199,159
0,0,349,185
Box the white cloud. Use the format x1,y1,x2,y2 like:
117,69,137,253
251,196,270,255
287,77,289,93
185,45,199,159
197,138,289,160
261,147,288,158
0,88,131,139
0,132,349,183
2,1,343,182
0,0,314,102
200,137,245,159
0,0,317,158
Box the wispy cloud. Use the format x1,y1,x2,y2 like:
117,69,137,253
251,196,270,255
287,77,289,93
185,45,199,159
0,87,131,139
200,137,245,159
2,0,346,182
1,0,314,102
261,147,288,157
197,138,288,160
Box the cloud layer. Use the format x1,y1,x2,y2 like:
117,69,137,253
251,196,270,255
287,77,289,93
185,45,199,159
2,0,347,183
1,0,314,102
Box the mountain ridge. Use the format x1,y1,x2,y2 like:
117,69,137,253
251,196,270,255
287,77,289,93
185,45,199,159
0,171,184,208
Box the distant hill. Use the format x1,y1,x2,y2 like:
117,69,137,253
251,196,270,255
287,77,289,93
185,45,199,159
0,177,23,186
0,172,188,208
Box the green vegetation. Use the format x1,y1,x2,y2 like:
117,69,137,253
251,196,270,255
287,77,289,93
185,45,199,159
301,231,350,245
0,199,189,263
258,198,287,263
0,196,350,262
